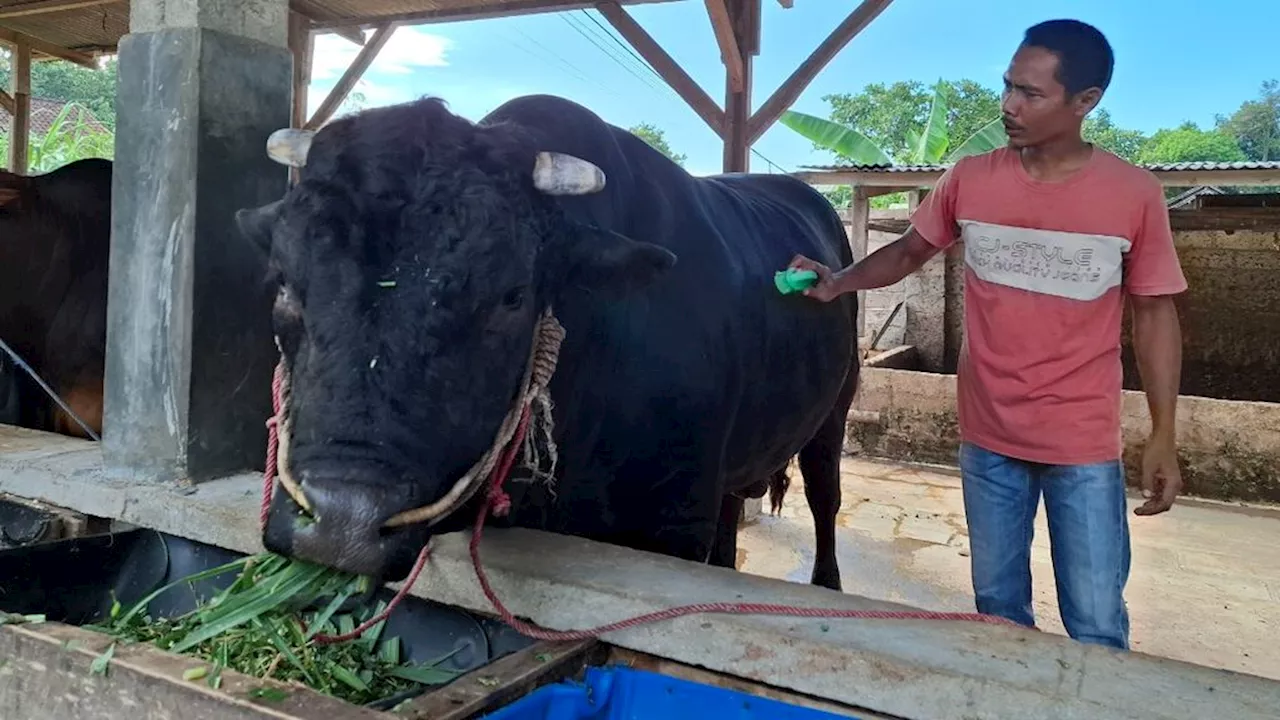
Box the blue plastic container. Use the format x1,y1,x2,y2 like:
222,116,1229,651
480,665,858,720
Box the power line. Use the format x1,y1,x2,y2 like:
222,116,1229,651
555,9,790,175
558,13,665,95
578,9,658,79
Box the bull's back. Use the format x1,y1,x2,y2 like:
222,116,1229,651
486,94,855,491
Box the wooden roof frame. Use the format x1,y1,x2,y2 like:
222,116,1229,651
2,1,899,174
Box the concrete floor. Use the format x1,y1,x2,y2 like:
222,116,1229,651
736,456,1280,683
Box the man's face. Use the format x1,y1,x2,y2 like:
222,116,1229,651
1000,45,1100,149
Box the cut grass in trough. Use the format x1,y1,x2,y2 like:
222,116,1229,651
86,550,462,707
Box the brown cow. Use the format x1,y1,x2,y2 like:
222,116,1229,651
0,159,112,440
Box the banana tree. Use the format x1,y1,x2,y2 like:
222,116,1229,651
779,80,1008,167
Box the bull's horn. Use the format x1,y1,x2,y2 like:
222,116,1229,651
532,151,606,195
267,128,316,168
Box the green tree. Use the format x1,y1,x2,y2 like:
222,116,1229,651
628,122,686,166
1083,108,1147,161
1136,122,1247,164
1215,79,1279,161
0,53,118,129
821,79,1002,163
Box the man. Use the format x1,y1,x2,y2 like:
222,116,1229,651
789,19,1185,650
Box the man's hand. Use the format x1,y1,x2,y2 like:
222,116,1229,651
788,255,843,302
1135,433,1181,516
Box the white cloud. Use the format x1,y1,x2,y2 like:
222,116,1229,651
311,26,452,82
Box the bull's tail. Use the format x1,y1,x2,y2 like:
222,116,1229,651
768,464,791,515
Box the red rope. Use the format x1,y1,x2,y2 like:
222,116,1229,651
258,360,1020,649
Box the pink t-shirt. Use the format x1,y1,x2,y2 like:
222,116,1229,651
909,146,1187,465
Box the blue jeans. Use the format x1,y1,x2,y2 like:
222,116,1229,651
959,442,1131,650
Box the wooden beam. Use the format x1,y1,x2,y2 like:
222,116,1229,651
704,0,744,94
304,22,395,131
0,0,117,19
288,11,315,129
747,0,893,144
0,27,98,69
289,0,366,45
396,639,604,719
595,1,725,137
849,184,870,343
793,166,1280,189
777,0,793,6
309,0,680,30
720,0,756,172
287,11,316,186
7,41,31,174
0,89,13,115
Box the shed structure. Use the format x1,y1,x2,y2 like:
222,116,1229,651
6,3,1280,718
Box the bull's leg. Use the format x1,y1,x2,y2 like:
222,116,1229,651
708,492,744,569
800,414,845,591
800,353,858,592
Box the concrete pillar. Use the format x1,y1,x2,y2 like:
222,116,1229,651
902,188,948,372
104,0,292,483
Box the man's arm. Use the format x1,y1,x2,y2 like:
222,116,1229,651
790,161,965,302
1125,173,1189,517
789,228,942,301
1130,294,1183,515
1130,295,1181,436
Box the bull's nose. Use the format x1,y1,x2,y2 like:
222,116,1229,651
262,477,430,582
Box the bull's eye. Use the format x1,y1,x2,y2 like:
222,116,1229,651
501,286,526,311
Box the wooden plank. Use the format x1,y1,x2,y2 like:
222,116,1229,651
7,42,30,174
1168,207,1280,233
0,88,13,115
0,0,117,19
0,622,387,720
1199,192,1280,208
290,0,366,45
304,22,395,131
396,639,604,720
595,0,726,137
704,0,744,94
0,26,98,69
747,0,894,144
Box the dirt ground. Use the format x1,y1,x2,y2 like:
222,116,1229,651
735,456,1280,682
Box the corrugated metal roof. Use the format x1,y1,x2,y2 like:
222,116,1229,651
800,160,1280,173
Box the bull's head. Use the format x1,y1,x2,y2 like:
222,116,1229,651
234,100,675,581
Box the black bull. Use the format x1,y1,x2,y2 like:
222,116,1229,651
237,94,860,588
0,159,112,439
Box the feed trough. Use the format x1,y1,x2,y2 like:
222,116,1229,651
0,524,868,719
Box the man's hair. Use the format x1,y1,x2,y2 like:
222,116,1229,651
1021,19,1114,96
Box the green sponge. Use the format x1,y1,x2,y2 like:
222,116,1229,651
774,268,819,295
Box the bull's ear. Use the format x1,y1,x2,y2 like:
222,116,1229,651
554,224,677,298
235,200,283,256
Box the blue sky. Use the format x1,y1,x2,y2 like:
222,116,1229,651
306,0,1278,177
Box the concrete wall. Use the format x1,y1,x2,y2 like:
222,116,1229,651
1121,228,1280,402
848,367,1280,505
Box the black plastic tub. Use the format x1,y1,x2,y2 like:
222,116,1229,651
0,526,536,710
